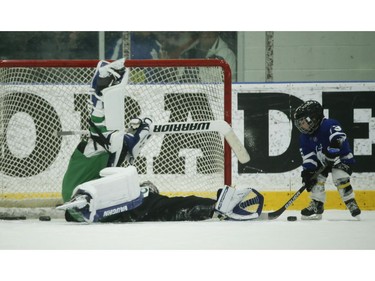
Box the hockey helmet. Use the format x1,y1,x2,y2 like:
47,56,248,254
293,100,324,134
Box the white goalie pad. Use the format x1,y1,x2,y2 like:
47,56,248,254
102,69,129,131
215,186,263,221
67,166,143,222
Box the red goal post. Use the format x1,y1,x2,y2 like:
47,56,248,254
0,59,232,208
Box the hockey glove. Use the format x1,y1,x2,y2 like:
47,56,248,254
124,117,153,164
301,169,318,192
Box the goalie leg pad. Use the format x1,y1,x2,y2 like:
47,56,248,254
89,58,127,132
215,186,263,221
102,82,126,131
58,166,143,223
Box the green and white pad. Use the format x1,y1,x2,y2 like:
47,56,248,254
58,166,143,223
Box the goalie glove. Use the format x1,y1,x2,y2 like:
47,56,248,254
124,117,153,164
104,117,152,167
215,186,264,221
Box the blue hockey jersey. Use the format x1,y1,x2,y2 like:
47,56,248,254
298,118,354,171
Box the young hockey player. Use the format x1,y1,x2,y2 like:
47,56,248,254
293,100,361,220
58,58,263,223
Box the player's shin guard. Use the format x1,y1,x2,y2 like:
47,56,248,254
336,180,361,219
332,167,361,219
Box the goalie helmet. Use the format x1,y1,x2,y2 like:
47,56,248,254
294,100,324,134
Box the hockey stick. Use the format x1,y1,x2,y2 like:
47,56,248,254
258,165,326,220
56,120,250,164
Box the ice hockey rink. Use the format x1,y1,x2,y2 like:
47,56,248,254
1,210,374,250
1,210,374,251
1,209,374,281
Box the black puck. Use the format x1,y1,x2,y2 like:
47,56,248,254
287,216,297,221
39,216,51,221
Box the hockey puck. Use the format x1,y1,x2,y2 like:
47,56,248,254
39,216,51,221
287,216,297,221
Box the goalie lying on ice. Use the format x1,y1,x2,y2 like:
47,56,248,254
58,165,264,223
57,58,263,223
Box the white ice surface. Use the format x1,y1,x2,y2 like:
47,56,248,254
1,210,374,281
1,210,374,250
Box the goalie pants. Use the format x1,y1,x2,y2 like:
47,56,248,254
92,192,216,223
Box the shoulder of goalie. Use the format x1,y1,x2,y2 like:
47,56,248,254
57,166,146,223
215,186,264,221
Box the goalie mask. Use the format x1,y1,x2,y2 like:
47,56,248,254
294,100,324,134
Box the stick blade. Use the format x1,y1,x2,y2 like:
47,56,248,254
224,130,251,163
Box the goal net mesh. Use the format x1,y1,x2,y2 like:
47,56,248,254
0,59,231,209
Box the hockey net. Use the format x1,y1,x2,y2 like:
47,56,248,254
0,59,232,213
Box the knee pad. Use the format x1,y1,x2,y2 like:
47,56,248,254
332,167,351,184
332,167,352,189
332,168,355,201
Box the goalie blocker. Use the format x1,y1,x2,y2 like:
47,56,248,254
57,166,264,223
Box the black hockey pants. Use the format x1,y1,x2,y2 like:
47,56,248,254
104,192,216,222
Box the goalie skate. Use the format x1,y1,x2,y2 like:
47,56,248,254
56,194,90,211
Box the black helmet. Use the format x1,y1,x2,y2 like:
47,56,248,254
293,100,324,134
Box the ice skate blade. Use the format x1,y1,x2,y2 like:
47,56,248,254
301,214,322,220
56,197,88,210
354,215,361,221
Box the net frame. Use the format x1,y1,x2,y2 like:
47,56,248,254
0,59,232,208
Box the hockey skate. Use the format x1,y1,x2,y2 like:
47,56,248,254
301,199,324,220
56,194,90,211
56,194,92,223
344,198,361,220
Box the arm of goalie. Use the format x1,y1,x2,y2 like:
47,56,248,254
215,186,264,221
